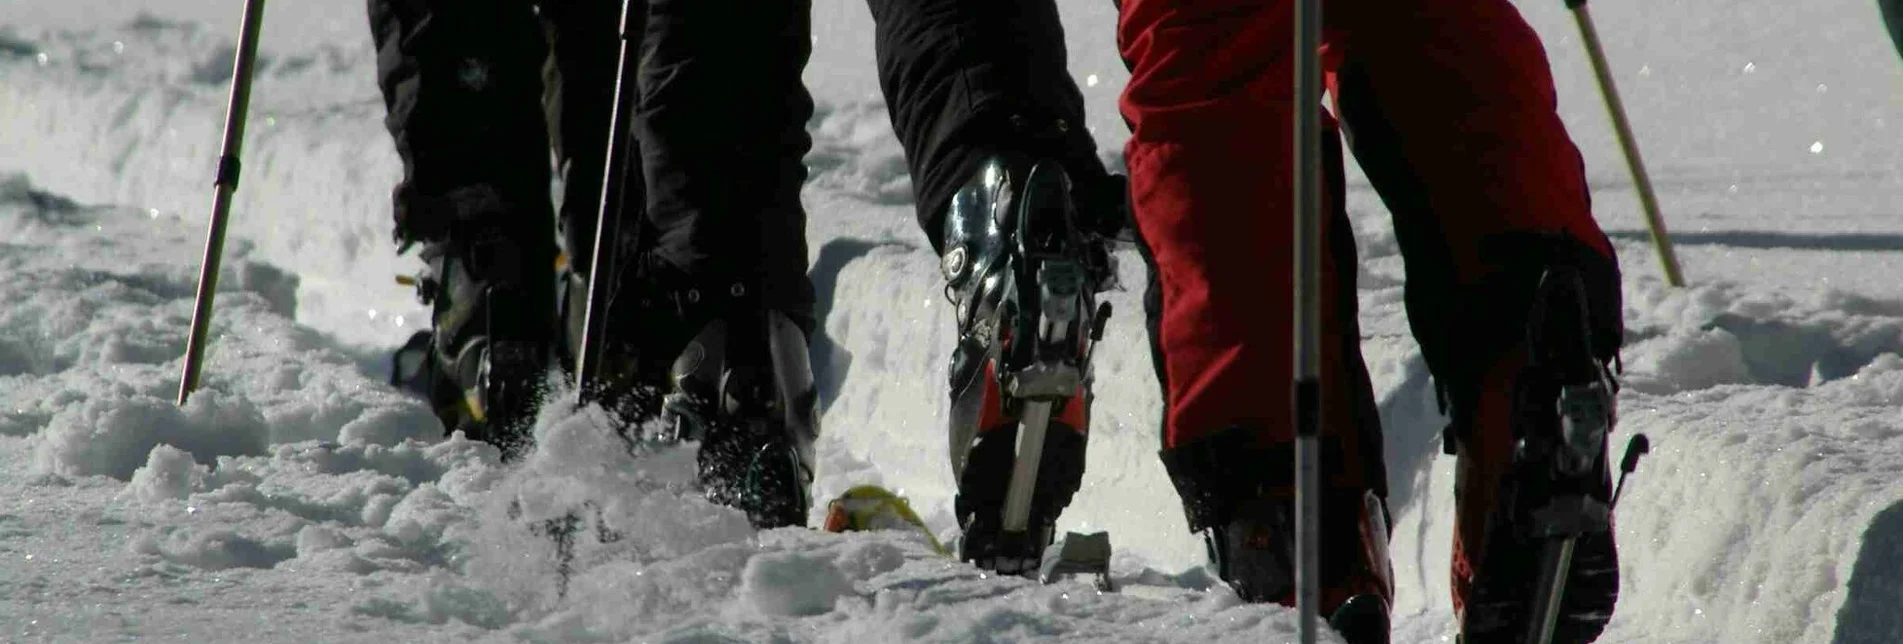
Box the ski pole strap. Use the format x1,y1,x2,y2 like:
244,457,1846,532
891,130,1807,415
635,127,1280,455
215,154,242,188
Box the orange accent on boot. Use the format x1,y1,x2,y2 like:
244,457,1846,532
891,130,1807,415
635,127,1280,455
1448,349,1529,617
1057,385,1089,434
976,361,1014,434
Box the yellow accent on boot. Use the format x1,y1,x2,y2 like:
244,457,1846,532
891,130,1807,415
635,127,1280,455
463,392,487,424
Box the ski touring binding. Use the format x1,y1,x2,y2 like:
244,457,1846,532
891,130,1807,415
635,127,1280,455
940,154,1116,585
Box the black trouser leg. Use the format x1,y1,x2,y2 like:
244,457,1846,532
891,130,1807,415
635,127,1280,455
367,0,558,246
867,0,1112,251
538,0,626,276
636,0,816,325
369,0,569,445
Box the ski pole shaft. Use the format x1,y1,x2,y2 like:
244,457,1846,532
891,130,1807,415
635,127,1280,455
574,0,643,398
1568,0,1685,287
178,0,268,406
1293,0,1323,640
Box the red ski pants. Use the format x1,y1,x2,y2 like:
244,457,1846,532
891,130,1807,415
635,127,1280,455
1120,0,1610,461
1119,0,1617,609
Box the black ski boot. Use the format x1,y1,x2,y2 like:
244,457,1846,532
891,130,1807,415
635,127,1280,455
1207,497,1297,602
391,231,558,455
651,279,819,530
557,246,819,528
1161,427,1395,644
664,309,819,529
941,153,1115,575
1204,493,1393,644
1458,265,1622,644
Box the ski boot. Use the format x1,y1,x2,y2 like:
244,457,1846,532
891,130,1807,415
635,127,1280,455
1162,427,1395,644
391,230,558,456
941,153,1115,578
553,235,817,528
1455,265,1626,644
658,290,819,530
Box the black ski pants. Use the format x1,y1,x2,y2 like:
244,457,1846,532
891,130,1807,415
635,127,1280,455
367,0,816,318
867,0,1118,251
368,0,1114,319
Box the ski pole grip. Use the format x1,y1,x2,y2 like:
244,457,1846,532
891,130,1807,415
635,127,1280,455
1565,0,1588,8
1620,433,1650,474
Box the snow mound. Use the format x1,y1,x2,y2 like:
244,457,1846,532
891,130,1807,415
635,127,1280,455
104,436,499,595
741,550,856,616
275,381,1325,642
1622,280,1903,393
2,174,442,476
130,525,297,571
35,390,265,478
1602,301,1903,644
124,443,201,502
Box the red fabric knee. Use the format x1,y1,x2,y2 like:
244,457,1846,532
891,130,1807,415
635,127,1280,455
1119,0,1371,495
1330,0,1613,282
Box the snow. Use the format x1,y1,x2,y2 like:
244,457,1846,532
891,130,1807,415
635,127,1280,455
3,0,1903,641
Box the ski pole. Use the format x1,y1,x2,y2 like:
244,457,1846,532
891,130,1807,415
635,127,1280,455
1292,0,1323,640
1567,0,1685,287
177,0,269,406
574,0,644,398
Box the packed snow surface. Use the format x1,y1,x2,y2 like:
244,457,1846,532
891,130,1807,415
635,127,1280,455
4,0,1903,641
